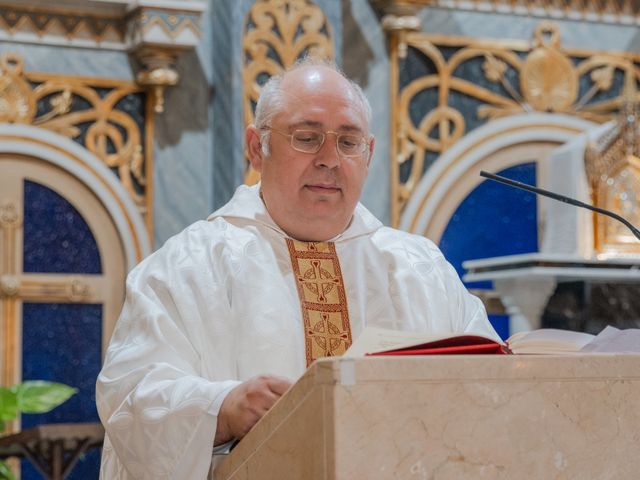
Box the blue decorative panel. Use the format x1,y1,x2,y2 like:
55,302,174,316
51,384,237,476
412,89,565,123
21,302,102,479
23,180,102,274
439,163,538,289
488,314,510,341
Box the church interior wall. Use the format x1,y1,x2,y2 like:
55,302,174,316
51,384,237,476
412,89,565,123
131,3,640,248
420,7,640,52
0,43,132,80
170,4,640,247
2,1,640,476
153,11,216,245
342,0,392,226
3,1,639,247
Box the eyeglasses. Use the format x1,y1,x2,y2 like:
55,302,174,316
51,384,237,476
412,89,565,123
264,127,369,158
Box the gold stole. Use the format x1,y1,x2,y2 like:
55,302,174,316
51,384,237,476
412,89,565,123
286,239,352,367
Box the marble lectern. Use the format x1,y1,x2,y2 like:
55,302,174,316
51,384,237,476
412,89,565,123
212,355,640,480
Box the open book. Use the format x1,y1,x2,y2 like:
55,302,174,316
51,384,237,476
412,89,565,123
344,327,596,357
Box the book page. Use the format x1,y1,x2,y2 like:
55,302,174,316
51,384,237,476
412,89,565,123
344,327,458,357
506,328,595,354
580,326,640,353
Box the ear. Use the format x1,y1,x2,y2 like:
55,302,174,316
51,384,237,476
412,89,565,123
365,136,375,168
246,124,264,173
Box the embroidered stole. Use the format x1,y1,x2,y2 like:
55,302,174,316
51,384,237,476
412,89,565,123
286,239,352,367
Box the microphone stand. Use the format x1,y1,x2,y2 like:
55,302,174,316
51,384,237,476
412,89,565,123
479,170,640,242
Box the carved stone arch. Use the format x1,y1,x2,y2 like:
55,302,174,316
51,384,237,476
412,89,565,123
400,113,598,244
0,124,151,400
0,124,151,271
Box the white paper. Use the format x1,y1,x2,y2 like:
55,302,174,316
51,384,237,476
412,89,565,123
580,326,640,353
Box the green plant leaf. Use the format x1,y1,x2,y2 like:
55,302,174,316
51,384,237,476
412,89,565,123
16,381,77,414
0,388,18,422
0,459,16,480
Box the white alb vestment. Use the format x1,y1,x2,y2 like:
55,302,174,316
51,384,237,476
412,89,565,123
97,184,498,479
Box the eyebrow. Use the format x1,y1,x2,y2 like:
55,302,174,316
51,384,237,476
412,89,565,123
288,120,364,133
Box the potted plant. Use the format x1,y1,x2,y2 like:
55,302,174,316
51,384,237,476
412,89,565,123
0,381,76,480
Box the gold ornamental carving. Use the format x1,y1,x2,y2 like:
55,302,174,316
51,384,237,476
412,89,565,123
0,275,19,298
132,8,202,42
585,70,640,255
0,54,36,124
242,0,334,185
0,52,151,226
520,23,577,112
389,21,640,226
135,49,180,114
0,200,21,229
0,5,125,47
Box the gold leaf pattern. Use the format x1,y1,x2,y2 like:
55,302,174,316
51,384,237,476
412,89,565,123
585,70,640,254
591,66,615,92
389,21,640,226
483,55,507,83
0,52,150,228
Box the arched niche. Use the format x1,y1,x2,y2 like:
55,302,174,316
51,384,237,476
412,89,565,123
0,124,150,269
400,113,598,245
0,124,151,416
399,114,599,338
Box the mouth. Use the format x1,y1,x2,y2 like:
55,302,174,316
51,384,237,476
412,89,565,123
305,184,341,194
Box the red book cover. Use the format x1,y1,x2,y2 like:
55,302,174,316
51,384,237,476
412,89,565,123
365,335,509,356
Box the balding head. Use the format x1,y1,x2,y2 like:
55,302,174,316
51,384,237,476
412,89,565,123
254,59,371,154
245,58,374,242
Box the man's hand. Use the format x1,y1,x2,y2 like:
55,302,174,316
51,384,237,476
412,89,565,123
214,375,292,446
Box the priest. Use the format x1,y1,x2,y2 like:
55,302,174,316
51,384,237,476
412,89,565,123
96,59,499,479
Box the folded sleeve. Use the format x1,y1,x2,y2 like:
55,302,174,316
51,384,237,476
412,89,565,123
96,226,240,479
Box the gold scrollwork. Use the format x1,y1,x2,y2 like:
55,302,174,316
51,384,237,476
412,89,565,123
242,0,334,184
390,21,640,226
0,52,149,218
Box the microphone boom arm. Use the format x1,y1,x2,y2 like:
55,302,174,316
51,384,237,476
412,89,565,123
479,170,640,242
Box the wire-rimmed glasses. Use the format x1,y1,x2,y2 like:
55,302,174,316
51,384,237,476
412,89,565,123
264,127,369,158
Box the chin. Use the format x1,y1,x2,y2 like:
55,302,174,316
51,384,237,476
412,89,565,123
306,211,350,231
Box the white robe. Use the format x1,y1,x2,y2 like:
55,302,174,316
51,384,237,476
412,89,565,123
96,184,498,479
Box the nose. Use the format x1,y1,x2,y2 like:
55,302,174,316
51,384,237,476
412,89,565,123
314,132,341,169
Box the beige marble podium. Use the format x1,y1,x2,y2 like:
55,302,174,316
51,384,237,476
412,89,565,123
213,355,640,479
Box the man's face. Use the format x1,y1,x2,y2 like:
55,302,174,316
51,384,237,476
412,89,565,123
247,66,373,242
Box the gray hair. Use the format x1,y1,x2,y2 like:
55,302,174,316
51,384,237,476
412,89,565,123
254,57,372,156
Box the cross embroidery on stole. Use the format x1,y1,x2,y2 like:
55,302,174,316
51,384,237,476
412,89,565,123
286,239,352,367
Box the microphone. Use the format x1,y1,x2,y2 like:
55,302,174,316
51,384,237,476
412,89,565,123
479,170,640,241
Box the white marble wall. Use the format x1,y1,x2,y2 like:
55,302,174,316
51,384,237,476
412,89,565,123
0,43,132,80
343,0,391,226
153,10,216,245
